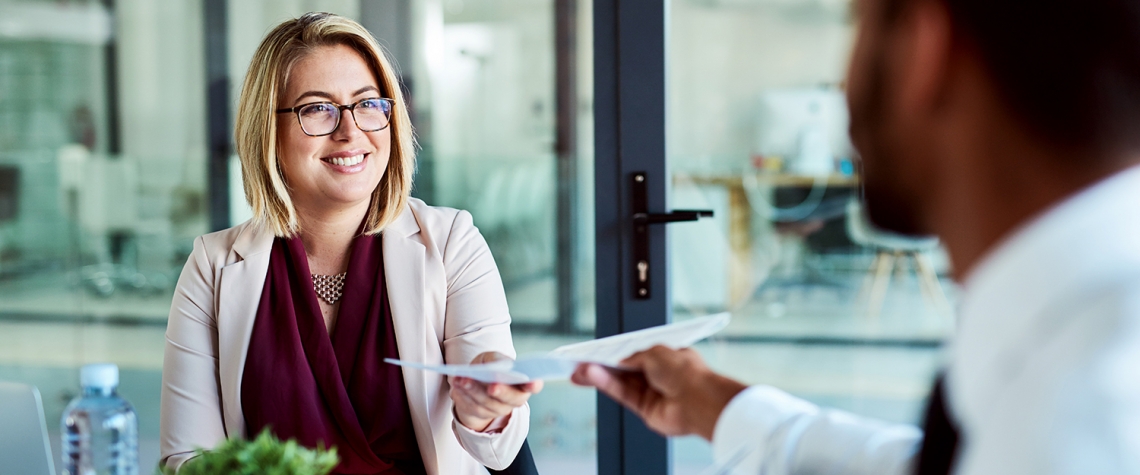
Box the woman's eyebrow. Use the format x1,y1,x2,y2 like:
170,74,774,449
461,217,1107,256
293,90,335,104
353,85,380,97
292,86,380,104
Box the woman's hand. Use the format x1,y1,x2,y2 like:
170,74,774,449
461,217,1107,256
450,351,544,432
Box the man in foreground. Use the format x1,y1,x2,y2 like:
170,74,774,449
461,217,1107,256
574,0,1140,473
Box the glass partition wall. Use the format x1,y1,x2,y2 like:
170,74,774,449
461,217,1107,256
665,0,953,472
0,0,596,473
0,0,208,469
0,0,952,473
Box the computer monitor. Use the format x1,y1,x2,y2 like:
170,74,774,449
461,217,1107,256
0,381,56,475
754,87,852,175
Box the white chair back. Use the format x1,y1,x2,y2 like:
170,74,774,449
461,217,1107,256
845,199,939,251
0,381,56,475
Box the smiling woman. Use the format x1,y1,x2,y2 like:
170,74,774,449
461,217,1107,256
273,44,394,238
158,12,538,475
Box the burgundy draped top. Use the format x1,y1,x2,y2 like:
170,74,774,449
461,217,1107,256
241,234,427,475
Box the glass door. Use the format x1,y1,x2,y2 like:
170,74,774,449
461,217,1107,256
0,1,951,474
1,0,598,473
663,0,953,472
231,1,600,470
387,2,600,472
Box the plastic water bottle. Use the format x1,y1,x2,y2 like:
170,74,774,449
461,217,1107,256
61,363,139,475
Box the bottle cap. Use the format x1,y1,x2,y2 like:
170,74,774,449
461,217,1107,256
80,363,119,389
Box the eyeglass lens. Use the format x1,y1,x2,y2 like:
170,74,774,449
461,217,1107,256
298,99,392,136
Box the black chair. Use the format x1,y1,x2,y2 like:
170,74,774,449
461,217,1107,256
487,439,539,475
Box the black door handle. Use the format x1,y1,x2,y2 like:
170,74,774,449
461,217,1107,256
630,172,713,299
632,209,714,225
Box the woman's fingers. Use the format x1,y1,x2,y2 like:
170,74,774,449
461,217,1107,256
452,354,542,423
451,354,543,431
451,385,501,421
484,382,537,407
471,351,510,365
453,378,515,414
517,380,544,395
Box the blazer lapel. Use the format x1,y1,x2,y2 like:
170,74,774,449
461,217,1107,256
212,211,447,468
383,206,444,472
216,221,275,439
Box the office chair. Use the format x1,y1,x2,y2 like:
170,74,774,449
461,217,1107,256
487,439,539,475
845,199,951,318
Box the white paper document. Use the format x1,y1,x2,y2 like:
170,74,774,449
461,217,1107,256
384,313,730,384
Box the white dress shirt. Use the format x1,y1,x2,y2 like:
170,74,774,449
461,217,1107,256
711,166,1140,474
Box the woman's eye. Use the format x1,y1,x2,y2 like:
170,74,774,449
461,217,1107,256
358,99,383,110
301,103,335,116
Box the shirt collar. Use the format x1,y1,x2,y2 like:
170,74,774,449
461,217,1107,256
950,165,1140,420
959,165,1140,331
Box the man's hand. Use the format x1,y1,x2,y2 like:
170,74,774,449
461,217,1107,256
571,345,747,441
449,351,544,432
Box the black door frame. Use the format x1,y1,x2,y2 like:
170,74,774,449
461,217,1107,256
594,1,671,474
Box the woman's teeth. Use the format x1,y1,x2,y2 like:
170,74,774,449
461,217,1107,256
325,154,365,166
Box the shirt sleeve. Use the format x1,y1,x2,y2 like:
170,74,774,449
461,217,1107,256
439,209,529,470
711,385,922,475
160,236,227,471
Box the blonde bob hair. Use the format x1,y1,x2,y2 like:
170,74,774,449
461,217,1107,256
235,12,414,237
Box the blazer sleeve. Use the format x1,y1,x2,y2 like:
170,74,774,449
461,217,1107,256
159,236,227,471
439,209,530,470
712,385,921,475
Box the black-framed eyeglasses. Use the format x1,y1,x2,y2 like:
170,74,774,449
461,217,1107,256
275,97,394,137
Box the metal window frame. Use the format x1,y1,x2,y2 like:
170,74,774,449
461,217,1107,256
205,0,230,232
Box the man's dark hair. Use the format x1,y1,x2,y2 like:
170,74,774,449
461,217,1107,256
887,0,1140,155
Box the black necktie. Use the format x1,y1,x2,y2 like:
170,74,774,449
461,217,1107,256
915,376,960,475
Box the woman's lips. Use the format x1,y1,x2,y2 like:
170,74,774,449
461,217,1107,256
321,153,365,166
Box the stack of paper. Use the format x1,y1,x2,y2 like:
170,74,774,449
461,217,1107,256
385,313,730,384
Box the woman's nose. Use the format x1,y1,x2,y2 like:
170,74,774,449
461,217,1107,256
330,108,362,140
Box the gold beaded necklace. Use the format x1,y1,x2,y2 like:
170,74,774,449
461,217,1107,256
311,272,346,304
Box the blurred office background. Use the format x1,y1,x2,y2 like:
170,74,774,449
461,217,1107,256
0,0,951,473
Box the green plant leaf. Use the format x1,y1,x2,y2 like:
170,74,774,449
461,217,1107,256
158,429,339,475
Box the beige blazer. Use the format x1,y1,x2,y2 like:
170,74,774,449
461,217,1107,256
159,199,529,474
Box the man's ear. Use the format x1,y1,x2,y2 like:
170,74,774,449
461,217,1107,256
895,0,954,117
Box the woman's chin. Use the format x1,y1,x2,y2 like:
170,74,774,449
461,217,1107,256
331,193,377,208
317,181,381,203
295,190,377,214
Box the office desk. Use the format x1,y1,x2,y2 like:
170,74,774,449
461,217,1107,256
673,172,860,305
